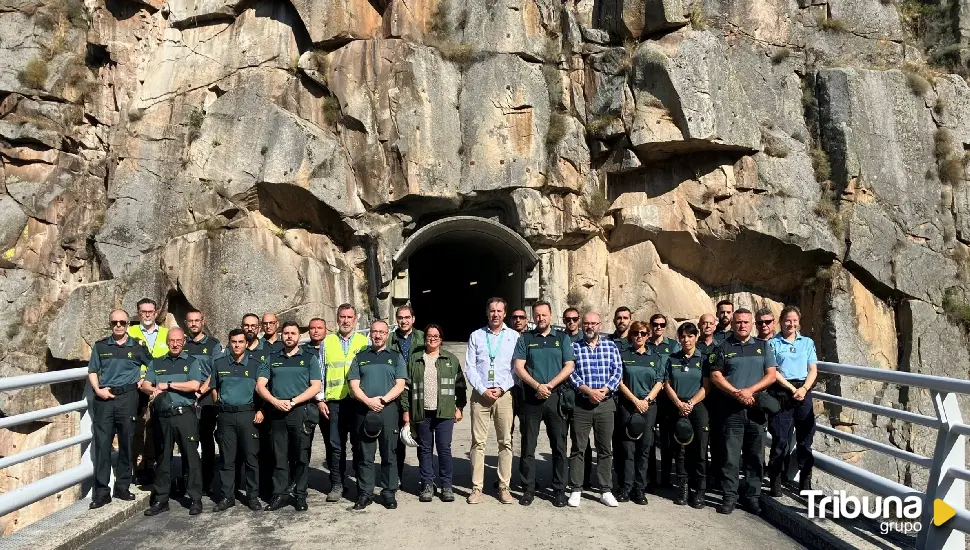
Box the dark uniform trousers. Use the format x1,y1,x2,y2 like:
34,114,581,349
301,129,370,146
716,397,767,504
269,404,316,499
91,387,139,500
767,384,815,481
356,401,400,497
671,402,709,491
518,392,569,493
197,398,218,493
615,399,658,494
153,406,203,504
321,398,356,489
217,407,259,499
650,394,675,486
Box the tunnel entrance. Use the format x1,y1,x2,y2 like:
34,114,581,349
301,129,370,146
392,216,539,342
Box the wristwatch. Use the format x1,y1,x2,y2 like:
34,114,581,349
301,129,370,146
289,399,296,407
379,397,387,405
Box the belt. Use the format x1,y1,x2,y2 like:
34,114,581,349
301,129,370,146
105,384,138,395
158,405,193,418
218,404,255,413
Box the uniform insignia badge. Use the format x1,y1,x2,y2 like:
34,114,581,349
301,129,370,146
387,359,392,365
184,366,188,372
650,362,654,366
244,370,248,376
203,348,208,354
756,348,762,354
300,360,304,366
127,352,133,358
708,353,716,362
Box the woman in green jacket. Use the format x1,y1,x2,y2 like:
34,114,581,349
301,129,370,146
402,324,467,502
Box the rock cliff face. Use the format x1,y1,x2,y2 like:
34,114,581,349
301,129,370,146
2,0,970,532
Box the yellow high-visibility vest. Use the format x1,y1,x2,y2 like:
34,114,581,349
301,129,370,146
323,333,369,400
128,324,170,359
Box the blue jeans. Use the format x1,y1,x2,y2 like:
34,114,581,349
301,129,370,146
417,413,454,488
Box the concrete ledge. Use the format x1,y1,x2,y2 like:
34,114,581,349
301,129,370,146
761,490,914,550
1,488,150,550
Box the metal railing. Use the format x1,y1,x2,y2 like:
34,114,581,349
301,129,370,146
811,361,969,550
0,368,93,518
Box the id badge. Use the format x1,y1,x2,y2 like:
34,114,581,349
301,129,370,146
488,369,495,382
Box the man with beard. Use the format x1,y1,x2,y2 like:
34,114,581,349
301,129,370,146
388,306,425,488
183,308,222,497
713,300,734,343
241,313,273,499
609,307,632,352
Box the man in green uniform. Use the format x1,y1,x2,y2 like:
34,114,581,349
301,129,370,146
141,328,204,516
183,308,222,497
257,321,322,512
261,312,284,354
697,313,718,356
513,300,576,507
388,306,424,488
609,307,632,352
646,313,681,490
560,307,583,343
707,308,778,515
349,320,408,510
87,309,151,509
211,329,263,512
242,313,273,500
713,300,734,343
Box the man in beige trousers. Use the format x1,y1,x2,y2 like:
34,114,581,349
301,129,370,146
464,297,520,504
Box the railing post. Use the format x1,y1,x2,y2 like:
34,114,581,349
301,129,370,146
79,381,94,499
923,391,966,550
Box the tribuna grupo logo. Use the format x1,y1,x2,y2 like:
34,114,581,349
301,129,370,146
803,490,956,535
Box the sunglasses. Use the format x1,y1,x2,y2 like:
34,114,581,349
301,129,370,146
511,315,527,320
756,320,774,326
564,317,580,323
110,320,129,327
634,331,650,337
651,323,666,328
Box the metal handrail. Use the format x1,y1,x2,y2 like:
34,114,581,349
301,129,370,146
812,362,967,550
0,368,92,519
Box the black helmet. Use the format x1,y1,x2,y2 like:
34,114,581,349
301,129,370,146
362,411,383,439
673,416,694,446
625,412,647,440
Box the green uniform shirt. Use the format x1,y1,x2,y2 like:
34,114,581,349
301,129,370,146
558,329,583,344
706,335,777,391
87,336,151,387
257,346,323,400
348,348,408,398
696,338,717,358
262,336,284,355
183,334,222,379
646,337,680,369
513,329,576,385
620,348,666,399
666,350,705,400
211,353,258,406
609,332,631,352
245,340,271,365
145,352,204,407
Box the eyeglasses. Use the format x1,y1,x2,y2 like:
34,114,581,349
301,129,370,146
651,323,666,328
262,321,277,326
371,330,388,335
511,315,527,320
634,331,649,337
426,335,442,341
242,323,259,329
583,322,601,327
564,317,580,323
756,320,774,326
110,320,129,327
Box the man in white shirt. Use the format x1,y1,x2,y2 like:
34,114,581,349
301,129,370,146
464,297,520,505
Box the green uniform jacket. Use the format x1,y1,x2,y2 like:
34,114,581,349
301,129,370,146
401,349,467,424
388,328,426,362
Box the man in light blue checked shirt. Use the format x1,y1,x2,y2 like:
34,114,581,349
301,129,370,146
567,311,623,508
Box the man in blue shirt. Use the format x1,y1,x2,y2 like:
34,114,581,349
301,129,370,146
567,312,622,508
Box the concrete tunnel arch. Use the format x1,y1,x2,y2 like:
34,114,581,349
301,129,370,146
391,216,540,341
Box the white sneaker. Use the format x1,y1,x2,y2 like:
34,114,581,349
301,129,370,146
600,492,619,507
567,490,582,507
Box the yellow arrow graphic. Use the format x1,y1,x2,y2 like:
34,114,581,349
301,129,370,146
934,499,956,527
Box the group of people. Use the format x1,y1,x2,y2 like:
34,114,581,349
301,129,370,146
85,296,818,517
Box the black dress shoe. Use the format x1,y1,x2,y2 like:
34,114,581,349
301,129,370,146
247,497,262,511
553,490,567,508
89,497,111,509
631,490,648,506
264,495,291,511
799,471,813,492
144,501,170,516
518,492,534,506
743,498,762,515
716,500,736,515
213,498,235,512
294,498,308,512
382,494,398,509
189,500,203,515
689,491,706,509
114,489,136,501
353,497,372,510
615,492,630,503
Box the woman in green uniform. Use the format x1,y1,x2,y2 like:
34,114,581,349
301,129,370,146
615,320,666,505
664,322,711,509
